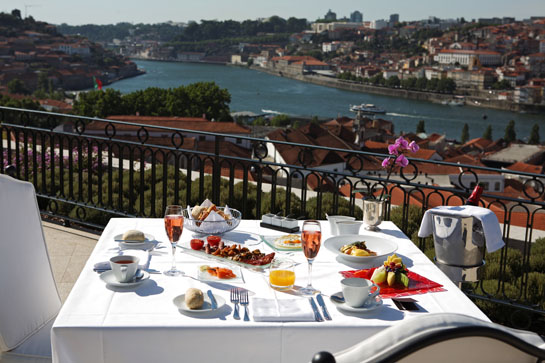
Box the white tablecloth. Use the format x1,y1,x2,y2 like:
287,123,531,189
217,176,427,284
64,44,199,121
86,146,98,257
51,219,489,363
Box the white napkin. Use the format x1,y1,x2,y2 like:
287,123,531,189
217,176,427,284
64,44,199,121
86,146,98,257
252,298,315,322
224,205,232,218
418,206,504,252
204,210,225,222
201,199,213,208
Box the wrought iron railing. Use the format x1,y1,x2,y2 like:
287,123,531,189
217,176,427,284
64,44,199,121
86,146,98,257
1,106,544,332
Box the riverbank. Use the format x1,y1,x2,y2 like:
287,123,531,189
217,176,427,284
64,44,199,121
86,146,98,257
247,65,545,114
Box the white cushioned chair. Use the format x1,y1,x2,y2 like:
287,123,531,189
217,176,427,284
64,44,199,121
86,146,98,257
311,313,545,363
0,174,61,362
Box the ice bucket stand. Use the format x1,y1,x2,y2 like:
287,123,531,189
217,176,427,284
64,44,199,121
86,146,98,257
431,213,486,286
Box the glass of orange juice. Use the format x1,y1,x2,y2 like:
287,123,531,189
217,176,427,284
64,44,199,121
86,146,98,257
269,259,296,291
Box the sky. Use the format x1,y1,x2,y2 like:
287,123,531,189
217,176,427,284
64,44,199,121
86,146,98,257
2,0,545,25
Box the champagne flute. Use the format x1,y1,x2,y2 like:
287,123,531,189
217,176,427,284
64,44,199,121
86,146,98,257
300,220,321,295
164,205,184,276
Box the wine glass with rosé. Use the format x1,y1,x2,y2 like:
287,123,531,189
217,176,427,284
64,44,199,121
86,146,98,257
300,220,322,295
164,205,184,276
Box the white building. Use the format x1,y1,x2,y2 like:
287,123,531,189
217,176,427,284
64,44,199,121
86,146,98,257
55,43,91,56
435,49,501,66
322,42,341,53
370,20,387,30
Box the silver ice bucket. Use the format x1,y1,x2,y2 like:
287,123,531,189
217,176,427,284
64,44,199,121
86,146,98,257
431,214,485,268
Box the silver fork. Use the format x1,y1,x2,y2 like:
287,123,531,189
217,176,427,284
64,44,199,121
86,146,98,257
230,288,240,320
240,289,249,321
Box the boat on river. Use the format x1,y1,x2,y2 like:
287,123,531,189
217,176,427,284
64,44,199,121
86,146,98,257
349,103,386,114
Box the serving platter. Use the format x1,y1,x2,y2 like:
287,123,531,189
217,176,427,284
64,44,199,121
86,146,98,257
177,240,274,272
324,234,398,263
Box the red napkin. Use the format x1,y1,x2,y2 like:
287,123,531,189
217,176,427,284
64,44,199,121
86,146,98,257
340,268,445,299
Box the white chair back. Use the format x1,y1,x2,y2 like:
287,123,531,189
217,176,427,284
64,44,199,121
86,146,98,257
0,175,61,351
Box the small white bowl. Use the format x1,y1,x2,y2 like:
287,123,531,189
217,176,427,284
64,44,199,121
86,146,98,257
272,216,285,226
262,213,275,224
282,218,298,229
327,215,356,235
336,221,363,235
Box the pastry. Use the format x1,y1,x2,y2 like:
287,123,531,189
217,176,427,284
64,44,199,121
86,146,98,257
121,229,145,241
185,288,204,309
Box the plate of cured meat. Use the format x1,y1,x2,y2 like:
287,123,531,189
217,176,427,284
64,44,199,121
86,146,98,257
178,237,275,271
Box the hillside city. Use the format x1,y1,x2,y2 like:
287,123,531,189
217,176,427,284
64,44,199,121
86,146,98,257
72,10,545,108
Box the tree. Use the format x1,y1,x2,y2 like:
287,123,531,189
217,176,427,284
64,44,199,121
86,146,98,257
11,9,21,19
416,120,426,134
270,114,291,127
529,123,540,145
253,117,265,126
386,75,401,88
483,125,493,140
415,77,428,90
461,123,469,143
504,120,516,143
7,78,29,95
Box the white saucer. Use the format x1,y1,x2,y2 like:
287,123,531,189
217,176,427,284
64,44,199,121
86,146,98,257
99,270,150,287
330,292,383,313
114,233,155,247
173,293,226,314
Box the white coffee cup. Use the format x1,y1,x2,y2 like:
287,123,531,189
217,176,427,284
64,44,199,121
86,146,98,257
327,215,356,235
336,221,363,235
341,278,380,307
110,255,140,283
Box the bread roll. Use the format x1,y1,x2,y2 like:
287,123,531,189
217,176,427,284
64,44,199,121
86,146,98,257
185,288,204,309
191,205,206,220
122,229,145,241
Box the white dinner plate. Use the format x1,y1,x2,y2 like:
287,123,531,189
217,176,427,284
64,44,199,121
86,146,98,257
330,292,383,313
173,293,226,314
114,233,155,247
99,270,150,287
323,234,398,263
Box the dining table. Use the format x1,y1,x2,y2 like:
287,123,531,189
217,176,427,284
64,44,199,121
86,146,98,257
51,218,490,363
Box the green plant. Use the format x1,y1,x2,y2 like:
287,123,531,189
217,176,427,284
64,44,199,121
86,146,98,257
306,192,363,220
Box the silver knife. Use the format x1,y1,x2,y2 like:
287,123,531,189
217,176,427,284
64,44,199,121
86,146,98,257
316,294,332,320
308,297,324,322
207,290,218,310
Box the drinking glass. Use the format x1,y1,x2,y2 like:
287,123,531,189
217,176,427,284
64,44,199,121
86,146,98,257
300,220,321,295
269,258,296,291
164,205,184,276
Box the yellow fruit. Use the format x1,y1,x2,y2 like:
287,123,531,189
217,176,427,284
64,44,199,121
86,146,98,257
387,271,396,286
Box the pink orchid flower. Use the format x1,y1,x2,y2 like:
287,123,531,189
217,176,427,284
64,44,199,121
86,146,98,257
395,154,409,167
388,144,400,155
382,157,392,167
395,136,409,149
409,141,420,153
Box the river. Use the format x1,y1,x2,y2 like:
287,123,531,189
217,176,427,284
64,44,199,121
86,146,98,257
106,60,545,141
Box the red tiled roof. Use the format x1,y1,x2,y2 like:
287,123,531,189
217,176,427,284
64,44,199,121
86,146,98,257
411,148,438,160
506,161,543,174
90,116,251,134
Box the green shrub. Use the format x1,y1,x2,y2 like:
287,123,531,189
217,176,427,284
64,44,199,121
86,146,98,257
306,192,363,220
